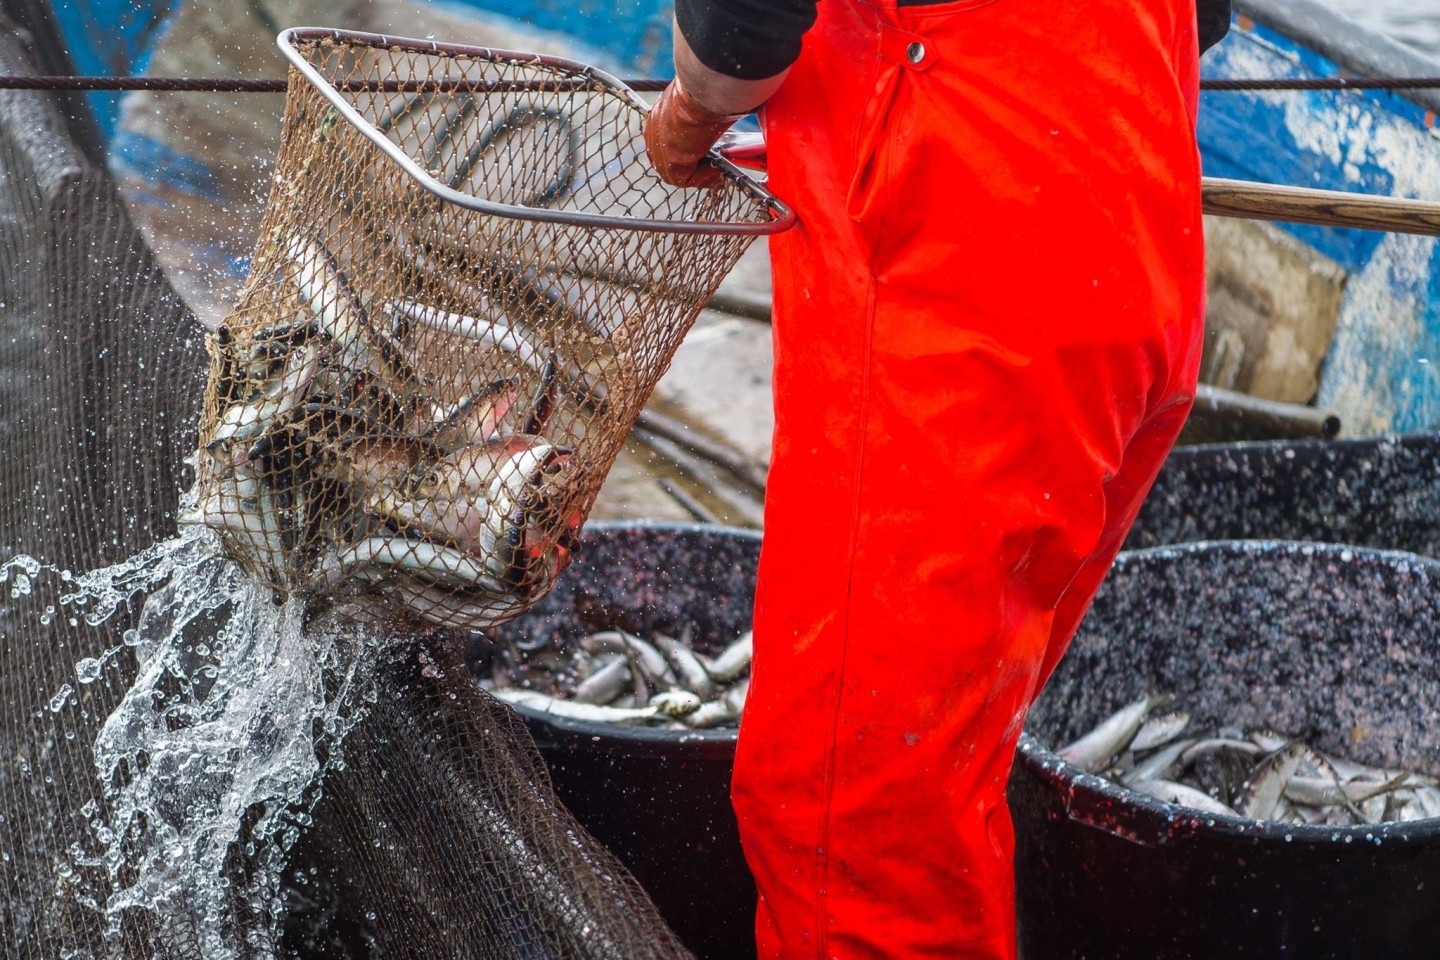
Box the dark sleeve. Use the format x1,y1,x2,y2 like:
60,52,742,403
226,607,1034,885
1197,0,1232,54
673,0,819,80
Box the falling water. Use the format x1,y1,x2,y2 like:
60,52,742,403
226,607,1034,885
10,498,395,959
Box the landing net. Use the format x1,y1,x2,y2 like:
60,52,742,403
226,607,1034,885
193,28,787,631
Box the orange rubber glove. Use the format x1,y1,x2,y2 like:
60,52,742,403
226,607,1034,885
644,76,748,189
645,25,789,188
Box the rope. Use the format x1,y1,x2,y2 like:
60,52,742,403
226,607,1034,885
1,75,1439,94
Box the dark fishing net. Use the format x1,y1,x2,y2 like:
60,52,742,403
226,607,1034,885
0,21,777,960
0,18,205,956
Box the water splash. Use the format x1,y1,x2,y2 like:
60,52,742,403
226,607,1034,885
36,519,393,958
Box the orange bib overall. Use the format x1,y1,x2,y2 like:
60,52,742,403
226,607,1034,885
732,1,1205,956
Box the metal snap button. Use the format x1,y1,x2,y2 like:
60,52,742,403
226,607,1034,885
906,41,926,65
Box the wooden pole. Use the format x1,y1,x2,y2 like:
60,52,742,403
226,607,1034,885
1201,177,1440,237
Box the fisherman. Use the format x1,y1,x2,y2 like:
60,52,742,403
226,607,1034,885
645,1,1232,956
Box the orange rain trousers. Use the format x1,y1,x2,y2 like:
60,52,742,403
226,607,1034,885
731,1,1206,956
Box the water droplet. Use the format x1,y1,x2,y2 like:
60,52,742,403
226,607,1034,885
76,658,103,684
49,683,73,713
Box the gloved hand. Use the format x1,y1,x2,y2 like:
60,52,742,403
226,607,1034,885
644,77,748,189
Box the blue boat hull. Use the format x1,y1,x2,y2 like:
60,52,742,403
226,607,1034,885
1205,0,1440,434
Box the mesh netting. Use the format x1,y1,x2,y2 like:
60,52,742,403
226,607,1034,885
192,29,781,631
0,21,771,960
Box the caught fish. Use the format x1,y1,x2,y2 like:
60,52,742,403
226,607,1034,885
700,630,753,683
208,341,322,445
374,573,521,631
313,535,508,594
484,623,755,730
1129,778,1239,817
285,229,422,405
523,353,561,435
1283,773,1410,809
655,629,714,701
1061,693,1440,826
425,378,519,452
1131,711,1192,753
387,298,551,374
580,631,677,687
1058,695,1162,774
491,687,701,723
1238,743,1306,820
572,655,633,706
1122,737,1199,786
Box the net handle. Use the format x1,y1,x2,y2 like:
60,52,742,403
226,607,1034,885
277,27,797,236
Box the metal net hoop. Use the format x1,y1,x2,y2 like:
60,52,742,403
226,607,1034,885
194,28,789,631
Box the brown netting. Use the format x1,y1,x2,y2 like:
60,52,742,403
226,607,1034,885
0,20,772,960
192,29,781,631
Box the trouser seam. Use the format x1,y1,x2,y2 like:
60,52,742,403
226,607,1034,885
816,108,897,958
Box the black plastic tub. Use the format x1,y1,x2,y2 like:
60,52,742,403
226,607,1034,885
1010,540,1440,960
1129,433,1440,557
492,522,759,960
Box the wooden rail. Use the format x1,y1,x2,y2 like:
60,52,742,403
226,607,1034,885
1201,177,1440,237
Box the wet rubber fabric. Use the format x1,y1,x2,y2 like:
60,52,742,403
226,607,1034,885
731,1,1206,957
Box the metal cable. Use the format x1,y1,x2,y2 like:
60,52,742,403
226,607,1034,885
2,74,1440,93
1201,76,1440,91
0,74,669,92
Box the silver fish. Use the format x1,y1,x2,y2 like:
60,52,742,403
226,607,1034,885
491,688,674,724
1178,737,1264,766
285,230,421,401
679,700,739,729
1122,736,1200,786
313,536,508,594
388,298,550,373
1058,696,1161,774
580,631,677,687
1131,711,1191,753
655,630,714,701
425,378,520,453
1238,743,1306,820
1283,773,1410,808
1129,778,1238,817
572,655,632,706
377,574,519,630
700,630,753,683
209,340,321,445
